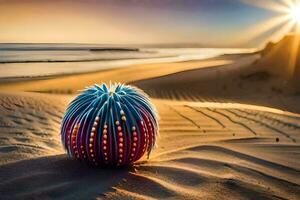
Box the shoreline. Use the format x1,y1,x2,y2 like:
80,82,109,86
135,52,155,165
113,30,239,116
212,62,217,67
0,54,241,92
0,49,256,82
0,53,252,84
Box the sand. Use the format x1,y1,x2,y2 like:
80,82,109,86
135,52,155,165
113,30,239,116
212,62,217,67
0,92,299,199
133,54,300,113
0,58,232,93
0,54,300,199
257,34,300,90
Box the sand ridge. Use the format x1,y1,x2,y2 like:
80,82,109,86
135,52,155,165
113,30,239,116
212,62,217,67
0,92,299,199
133,54,300,113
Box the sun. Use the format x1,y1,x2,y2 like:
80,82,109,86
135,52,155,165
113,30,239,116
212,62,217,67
290,3,300,25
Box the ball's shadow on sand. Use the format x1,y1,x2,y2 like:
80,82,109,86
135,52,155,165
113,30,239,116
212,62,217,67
0,154,132,199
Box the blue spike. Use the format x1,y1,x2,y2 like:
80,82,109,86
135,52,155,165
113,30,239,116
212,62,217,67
60,83,158,166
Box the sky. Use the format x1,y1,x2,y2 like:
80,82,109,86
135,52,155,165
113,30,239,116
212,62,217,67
0,0,293,47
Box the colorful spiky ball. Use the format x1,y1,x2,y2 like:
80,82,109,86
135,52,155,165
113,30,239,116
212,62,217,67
61,83,158,166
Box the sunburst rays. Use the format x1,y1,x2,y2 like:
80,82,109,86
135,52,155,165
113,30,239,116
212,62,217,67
239,0,300,44
287,25,300,78
240,0,290,13
281,0,295,7
266,20,295,42
239,0,300,79
290,3,300,24
237,15,291,46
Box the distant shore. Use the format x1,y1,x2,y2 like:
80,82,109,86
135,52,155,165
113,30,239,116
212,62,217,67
0,55,235,92
0,45,255,80
0,53,251,83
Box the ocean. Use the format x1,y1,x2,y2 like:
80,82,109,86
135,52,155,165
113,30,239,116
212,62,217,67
0,44,255,80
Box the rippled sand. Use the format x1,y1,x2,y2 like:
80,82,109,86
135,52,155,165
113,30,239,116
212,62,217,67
0,92,299,199
1,53,300,199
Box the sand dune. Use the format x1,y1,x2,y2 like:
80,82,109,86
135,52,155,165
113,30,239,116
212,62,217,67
133,54,300,113
0,92,70,165
258,34,300,83
0,92,299,199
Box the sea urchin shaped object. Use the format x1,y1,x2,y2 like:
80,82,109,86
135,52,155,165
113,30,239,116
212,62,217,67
61,83,158,166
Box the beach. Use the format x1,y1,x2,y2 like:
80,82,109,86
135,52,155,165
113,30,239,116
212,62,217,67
0,50,300,199
2,0,300,199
